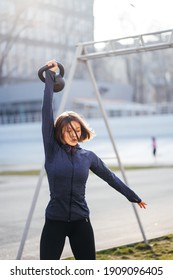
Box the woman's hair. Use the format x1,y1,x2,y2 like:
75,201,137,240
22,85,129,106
54,111,95,143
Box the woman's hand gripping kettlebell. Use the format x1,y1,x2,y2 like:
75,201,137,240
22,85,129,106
46,59,58,72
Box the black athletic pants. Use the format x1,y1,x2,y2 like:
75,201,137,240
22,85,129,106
40,217,96,260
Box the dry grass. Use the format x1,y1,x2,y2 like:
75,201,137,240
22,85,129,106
65,234,173,260
96,234,173,260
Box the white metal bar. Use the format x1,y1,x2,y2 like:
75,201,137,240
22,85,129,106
77,29,173,60
78,42,173,60
77,29,173,47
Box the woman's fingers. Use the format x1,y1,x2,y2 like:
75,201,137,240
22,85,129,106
138,201,147,209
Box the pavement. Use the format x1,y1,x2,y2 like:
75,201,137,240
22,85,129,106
0,167,173,259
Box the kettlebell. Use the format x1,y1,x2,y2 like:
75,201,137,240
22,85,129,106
38,61,65,92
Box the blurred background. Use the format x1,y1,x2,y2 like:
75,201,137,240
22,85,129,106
0,0,173,259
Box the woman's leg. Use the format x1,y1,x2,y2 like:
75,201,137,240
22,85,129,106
69,219,96,260
40,218,66,260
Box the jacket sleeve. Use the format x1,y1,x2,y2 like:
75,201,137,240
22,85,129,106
42,70,57,157
90,151,142,203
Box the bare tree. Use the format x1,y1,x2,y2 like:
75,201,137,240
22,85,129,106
0,0,38,84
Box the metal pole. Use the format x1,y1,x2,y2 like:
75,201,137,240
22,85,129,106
16,165,45,259
58,44,83,114
16,48,80,259
84,54,148,244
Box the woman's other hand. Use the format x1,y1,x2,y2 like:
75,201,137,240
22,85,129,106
138,201,147,209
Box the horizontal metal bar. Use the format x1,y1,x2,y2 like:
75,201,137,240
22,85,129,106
77,29,173,47
78,42,173,60
77,29,173,60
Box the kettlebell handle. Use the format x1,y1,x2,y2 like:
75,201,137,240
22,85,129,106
38,61,64,83
38,61,65,92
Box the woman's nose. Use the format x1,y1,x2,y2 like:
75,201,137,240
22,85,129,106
70,130,76,137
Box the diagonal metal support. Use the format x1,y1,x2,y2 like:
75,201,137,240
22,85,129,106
16,165,45,259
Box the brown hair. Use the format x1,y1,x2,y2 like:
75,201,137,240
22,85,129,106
54,111,95,143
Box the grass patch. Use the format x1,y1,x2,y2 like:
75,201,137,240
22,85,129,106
109,164,173,172
97,234,173,260
65,234,173,260
0,170,41,176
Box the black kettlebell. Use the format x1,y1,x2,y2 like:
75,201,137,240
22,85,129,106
38,61,65,92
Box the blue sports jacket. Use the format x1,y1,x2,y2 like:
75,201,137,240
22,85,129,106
42,70,142,221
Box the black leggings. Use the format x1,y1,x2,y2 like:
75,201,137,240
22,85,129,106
40,217,96,260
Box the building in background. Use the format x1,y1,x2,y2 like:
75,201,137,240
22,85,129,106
0,0,96,123
0,80,133,123
1,78,173,124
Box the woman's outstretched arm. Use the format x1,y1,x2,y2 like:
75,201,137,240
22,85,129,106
42,60,58,155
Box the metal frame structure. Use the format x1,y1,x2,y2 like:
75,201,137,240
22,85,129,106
16,29,173,259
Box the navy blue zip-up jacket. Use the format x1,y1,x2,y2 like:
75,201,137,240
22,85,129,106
42,70,142,222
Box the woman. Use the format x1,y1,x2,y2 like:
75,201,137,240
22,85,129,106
40,60,147,260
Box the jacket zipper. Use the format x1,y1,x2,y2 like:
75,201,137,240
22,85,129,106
68,152,74,221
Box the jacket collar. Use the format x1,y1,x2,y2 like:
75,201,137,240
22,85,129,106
61,143,81,153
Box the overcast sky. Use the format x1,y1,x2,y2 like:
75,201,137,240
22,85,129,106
94,0,173,41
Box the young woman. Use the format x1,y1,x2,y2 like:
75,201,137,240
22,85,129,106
40,60,147,260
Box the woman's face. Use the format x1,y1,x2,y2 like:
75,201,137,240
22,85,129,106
62,121,81,146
